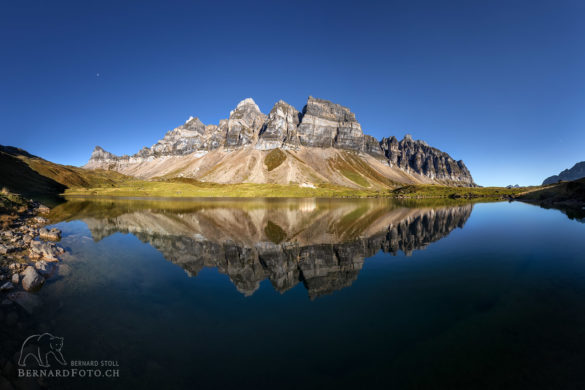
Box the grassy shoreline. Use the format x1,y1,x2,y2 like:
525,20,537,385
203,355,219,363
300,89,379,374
63,180,533,199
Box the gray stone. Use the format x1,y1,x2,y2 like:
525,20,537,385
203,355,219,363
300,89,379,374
34,261,53,277
39,227,61,241
37,204,50,214
11,273,18,284
7,291,41,314
21,266,44,292
28,241,58,262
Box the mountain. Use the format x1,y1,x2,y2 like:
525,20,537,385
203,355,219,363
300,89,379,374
51,198,472,298
85,97,475,188
0,145,127,204
518,177,585,222
543,161,585,185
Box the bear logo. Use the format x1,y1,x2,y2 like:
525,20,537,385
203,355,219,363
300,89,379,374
18,333,66,367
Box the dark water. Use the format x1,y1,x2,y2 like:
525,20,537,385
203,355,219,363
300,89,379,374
8,198,585,389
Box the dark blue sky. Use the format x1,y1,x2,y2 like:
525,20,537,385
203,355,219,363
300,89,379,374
1,0,584,186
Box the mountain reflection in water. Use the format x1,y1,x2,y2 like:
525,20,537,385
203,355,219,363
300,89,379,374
51,198,473,298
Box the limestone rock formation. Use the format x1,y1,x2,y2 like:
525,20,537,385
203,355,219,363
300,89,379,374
380,134,473,185
85,96,475,186
257,100,301,150
543,161,585,185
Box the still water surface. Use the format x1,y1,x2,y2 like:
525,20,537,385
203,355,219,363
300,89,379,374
15,198,585,388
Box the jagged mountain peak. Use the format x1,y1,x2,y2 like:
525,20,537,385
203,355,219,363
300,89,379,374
84,96,476,187
230,98,261,115
90,145,117,160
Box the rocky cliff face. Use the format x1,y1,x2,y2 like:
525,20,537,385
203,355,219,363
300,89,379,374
85,96,475,186
380,135,472,183
543,161,585,185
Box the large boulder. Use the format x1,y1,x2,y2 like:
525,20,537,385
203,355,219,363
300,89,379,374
39,227,61,241
21,266,44,291
29,240,58,262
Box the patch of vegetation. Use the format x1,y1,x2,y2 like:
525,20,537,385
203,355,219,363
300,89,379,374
517,178,585,205
64,178,385,198
0,145,130,205
264,220,287,244
392,184,531,199
328,156,370,187
264,149,287,171
341,152,397,187
0,189,28,214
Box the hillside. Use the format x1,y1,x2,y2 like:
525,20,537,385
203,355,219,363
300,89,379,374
84,97,476,189
0,145,128,203
543,161,585,185
517,178,585,222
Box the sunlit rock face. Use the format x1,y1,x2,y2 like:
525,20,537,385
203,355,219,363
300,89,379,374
256,100,301,150
297,96,364,150
84,96,476,186
52,199,473,298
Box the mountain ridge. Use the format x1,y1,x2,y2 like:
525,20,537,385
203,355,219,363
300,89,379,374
85,96,475,188
543,161,585,185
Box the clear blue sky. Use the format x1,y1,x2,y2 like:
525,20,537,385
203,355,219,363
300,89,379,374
1,0,584,186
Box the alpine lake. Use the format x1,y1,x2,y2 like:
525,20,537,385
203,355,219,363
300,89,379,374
3,197,585,389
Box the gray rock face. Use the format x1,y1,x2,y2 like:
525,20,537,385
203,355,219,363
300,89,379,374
257,101,301,150
85,96,475,186
297,96,364,150
225,98,266,148
543,161,585,185
380,134,473,185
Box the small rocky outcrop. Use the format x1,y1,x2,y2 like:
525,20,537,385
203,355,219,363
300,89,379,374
543,161,585,185
0,192,66,304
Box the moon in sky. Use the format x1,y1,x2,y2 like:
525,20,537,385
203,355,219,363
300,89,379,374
96,73,100,77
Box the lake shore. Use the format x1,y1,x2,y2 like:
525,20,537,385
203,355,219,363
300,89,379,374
63,180,531,199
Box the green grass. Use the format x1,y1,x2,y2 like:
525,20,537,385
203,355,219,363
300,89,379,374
517,178,585,204
1,145,131,204
0,190,28,214
63,178,539,199
264,148,287,171
328,155,370,187
64,178,383,198
391,184,531,199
